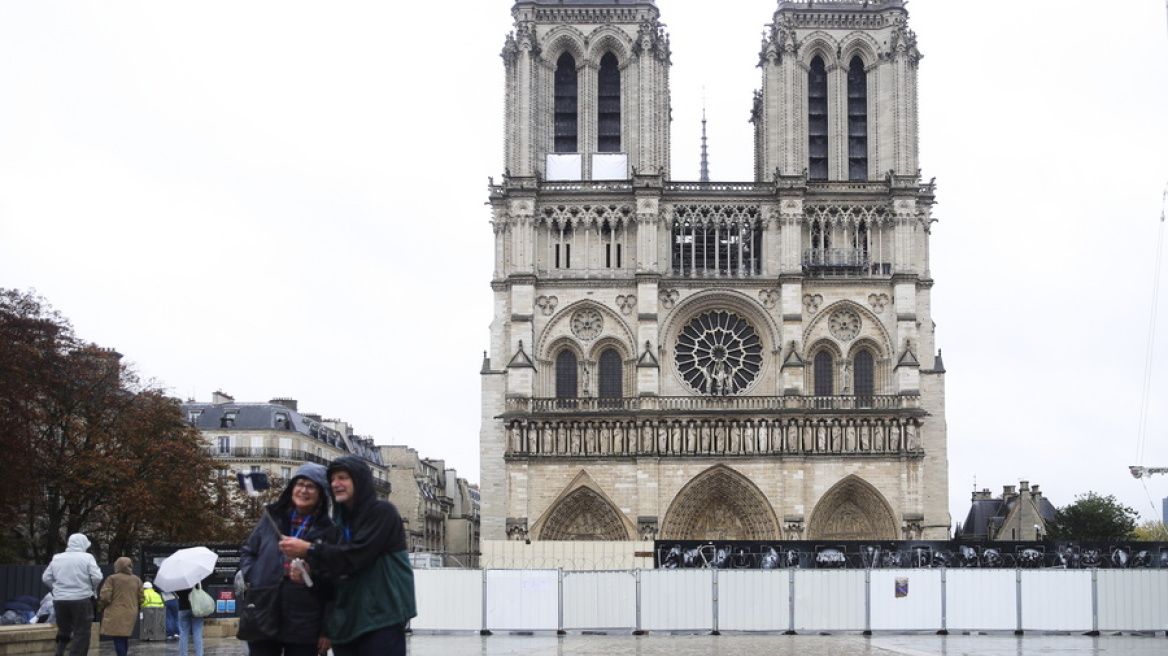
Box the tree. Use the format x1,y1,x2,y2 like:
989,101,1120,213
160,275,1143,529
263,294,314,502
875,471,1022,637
1133,520,1168,542
0,289,230,563
1046,492,1139,541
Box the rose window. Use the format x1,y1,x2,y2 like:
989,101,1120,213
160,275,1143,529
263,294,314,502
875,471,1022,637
675,310,763,395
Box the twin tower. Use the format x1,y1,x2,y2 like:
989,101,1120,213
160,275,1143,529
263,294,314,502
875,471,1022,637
481,0,949,544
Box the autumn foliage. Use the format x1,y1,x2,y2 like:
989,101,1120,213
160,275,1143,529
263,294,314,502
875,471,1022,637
0,289,239,563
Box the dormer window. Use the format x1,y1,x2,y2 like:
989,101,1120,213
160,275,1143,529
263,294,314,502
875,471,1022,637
220,410,237,428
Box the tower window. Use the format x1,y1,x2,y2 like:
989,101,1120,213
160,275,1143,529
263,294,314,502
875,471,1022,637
808,56,828,181
555,350,578,400
814,351,834,396
597,52,621,152
554,53,578,153
598,349,622,401
847,56,868,181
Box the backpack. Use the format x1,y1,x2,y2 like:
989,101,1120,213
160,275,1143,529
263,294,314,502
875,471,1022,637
189,584,215,618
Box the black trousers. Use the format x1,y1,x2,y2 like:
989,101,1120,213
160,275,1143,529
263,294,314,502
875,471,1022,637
52,599,93,656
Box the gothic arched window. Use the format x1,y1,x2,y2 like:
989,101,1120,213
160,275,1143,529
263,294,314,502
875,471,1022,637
854,350,874,397
597,52,621,152
847,56,868,181
556,350,578,399
554,53,578,153
598,349,622,400
808,56,828,181
814,351,834,396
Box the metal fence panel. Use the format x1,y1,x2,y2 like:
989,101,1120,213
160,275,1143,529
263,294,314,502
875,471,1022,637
640,569,714,632
1097,569,1168,632
1020,570,1093,632
869,569,942,631
413,569,483,632
716,569,790,632
484,569,559,632
944,568,1017,631
562,571,637,631
792,570,866,632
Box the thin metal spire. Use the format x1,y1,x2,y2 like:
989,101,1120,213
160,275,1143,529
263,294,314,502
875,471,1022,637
699,96,710,182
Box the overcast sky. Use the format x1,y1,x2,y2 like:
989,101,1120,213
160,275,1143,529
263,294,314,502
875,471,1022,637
2,1,1167,531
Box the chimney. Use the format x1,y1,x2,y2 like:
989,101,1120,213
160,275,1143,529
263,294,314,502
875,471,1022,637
1003,485,1016,499
213,390,235,404
270,398,298,411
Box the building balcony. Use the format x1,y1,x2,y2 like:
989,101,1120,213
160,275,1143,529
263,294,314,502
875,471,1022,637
802,248,891,278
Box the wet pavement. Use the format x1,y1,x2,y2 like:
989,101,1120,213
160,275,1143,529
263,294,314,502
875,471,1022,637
100,631,1167,656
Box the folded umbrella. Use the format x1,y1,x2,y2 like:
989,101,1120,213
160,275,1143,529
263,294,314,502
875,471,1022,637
153,546,218,592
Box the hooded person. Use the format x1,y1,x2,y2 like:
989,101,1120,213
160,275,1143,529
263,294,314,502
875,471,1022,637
42,533,103,656
99,556,143,656
279,455,416,656
239,463,335,656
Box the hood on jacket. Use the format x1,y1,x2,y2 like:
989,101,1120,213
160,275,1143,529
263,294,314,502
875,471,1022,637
326,455,377,519
273,462,330,518
113,557,132,575
66,534,91,552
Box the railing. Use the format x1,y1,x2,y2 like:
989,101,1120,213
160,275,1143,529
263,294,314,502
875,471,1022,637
203,446,332,465
508,395,917,415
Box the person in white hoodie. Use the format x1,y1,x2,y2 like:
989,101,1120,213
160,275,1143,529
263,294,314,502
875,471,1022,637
41,533,103,656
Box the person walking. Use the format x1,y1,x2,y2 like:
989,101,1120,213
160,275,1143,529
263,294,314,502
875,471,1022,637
174,580,208,656
160,588,179,640
280,456,415,656
42,533,103,656
239,463,334,656
98,557,143,656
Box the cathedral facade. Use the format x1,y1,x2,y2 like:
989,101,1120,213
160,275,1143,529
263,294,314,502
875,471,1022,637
480,0,949,543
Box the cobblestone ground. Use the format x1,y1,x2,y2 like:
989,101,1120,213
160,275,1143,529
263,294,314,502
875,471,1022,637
100,632,1168,656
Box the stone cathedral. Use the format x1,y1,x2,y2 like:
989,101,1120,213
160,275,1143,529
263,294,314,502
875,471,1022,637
480,0,950,544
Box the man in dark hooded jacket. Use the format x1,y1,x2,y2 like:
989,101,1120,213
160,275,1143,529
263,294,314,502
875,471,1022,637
280,456,415,656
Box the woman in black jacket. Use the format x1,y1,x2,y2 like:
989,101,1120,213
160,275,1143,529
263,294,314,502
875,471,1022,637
239,463,334,656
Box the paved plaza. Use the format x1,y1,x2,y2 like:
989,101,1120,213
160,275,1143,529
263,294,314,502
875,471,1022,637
92,632,1166,656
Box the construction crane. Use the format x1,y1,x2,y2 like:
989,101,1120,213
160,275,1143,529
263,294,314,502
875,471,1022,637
1130,466,1168,479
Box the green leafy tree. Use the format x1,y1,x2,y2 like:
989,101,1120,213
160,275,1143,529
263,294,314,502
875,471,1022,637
1046,492,1139,541
1133,520,1168,542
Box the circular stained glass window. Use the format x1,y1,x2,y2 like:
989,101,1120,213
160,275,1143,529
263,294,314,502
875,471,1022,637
675,310,763,395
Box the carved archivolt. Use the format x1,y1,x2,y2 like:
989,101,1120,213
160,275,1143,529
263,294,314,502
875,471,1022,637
533,473,632,541
807,475,898,540
660,465,779,541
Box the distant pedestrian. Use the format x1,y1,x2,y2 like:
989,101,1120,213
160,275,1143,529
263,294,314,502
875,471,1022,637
280,456,416,656
160,588,179,640
99,557,143,656
41,533,103,656
175,581,207,656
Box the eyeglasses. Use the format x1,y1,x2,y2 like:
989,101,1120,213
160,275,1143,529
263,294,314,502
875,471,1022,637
293,481,318,491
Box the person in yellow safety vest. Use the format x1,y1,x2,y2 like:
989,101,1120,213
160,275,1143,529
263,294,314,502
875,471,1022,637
141,582,164,608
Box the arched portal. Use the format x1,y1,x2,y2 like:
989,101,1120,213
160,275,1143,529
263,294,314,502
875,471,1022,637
660,465,779,540
537,486,631,541
807,475,898,539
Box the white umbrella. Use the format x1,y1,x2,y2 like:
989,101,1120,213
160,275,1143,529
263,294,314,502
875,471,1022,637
154,546,218,592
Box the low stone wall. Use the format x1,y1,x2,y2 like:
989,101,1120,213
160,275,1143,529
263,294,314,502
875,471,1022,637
0,619,238,655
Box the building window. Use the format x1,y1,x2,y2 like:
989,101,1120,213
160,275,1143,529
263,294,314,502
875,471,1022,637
555,350,578,400
675,310,763,396
281,466,292,479
814,351,834,396
854,350,874,397
218,436,231,455
808,56,828,181
554,52,578,153
553,221,572,269
597,52,620,152
598,349,622,402
671,209,762,276
847,56,868,181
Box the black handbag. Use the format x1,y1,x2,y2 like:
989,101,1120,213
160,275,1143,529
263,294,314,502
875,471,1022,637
236,583,281,642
